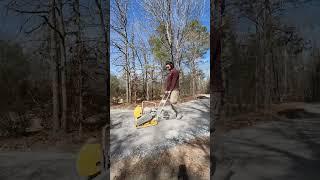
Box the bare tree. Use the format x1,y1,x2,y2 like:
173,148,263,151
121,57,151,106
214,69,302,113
229,0,310,108
111,0,132,103
73,0,83,136
140,40,151,100
211,0,225,178
49,0,61,132
95,0,109,92
2,0,110,137
142,0,204,69
55,0,68,132
4,0,65,132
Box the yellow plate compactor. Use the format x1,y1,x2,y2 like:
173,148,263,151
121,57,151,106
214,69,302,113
133,92,171,128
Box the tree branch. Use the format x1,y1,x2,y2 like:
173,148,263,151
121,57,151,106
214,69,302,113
8,7,49,14
39,15,64,40
24,22,46,34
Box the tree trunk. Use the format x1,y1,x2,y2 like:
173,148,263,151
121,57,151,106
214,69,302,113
255,56,259,111
151,68,154,100
95,0,109,171
50,0,60,132
271,53,280,103
164,0,174,63
75,0,83,137
125,39,131,103
211,0,224,177
191,60,196,97
126,70,131,103
284,49,288,101
131,35,137,103
142,70,146,100
143,51,149,100
57,0,68,132
146,79,149,101
126,71,129,103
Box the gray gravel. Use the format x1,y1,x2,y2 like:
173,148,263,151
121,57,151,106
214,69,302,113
110,98,210,161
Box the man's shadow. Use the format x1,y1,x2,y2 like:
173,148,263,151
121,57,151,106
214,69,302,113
177,164,189,180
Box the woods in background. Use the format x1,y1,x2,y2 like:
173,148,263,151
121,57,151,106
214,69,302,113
0,0,108,136
110,0,210,104
222,0,320,116
3,0,318,139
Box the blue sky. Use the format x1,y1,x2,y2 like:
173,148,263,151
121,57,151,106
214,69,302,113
110,0,211,78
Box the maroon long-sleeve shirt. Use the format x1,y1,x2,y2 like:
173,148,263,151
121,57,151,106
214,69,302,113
166,68,179,91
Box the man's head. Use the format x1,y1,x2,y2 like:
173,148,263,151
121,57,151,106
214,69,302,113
165,61,174,71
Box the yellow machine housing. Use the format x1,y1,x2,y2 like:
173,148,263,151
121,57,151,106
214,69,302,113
76,143,102,177
133,105,158,128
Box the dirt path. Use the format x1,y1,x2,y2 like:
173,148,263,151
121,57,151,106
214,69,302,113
112,137,210,180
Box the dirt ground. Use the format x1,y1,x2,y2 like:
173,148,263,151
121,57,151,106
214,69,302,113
111,137,210,180
0,130,101,152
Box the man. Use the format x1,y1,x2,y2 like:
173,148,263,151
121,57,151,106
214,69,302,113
165,61,182,119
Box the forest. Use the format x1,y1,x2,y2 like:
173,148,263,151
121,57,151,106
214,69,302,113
0,0,108,137
110,0,210,105
213,0,320,119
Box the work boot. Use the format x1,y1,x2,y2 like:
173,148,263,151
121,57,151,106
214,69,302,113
167,112,176,120
176,114,183,120
162,111,170,120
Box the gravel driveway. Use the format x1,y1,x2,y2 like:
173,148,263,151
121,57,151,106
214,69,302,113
110,98,210,161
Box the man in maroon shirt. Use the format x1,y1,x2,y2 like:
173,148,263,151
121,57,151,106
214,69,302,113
165,61,182,119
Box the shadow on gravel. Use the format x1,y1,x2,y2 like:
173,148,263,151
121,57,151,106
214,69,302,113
177,164,189,180
277,108,320,119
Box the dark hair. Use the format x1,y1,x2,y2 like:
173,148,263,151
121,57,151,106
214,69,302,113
165,61,174,68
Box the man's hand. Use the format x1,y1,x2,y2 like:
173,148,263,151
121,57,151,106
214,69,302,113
165,91,171,95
